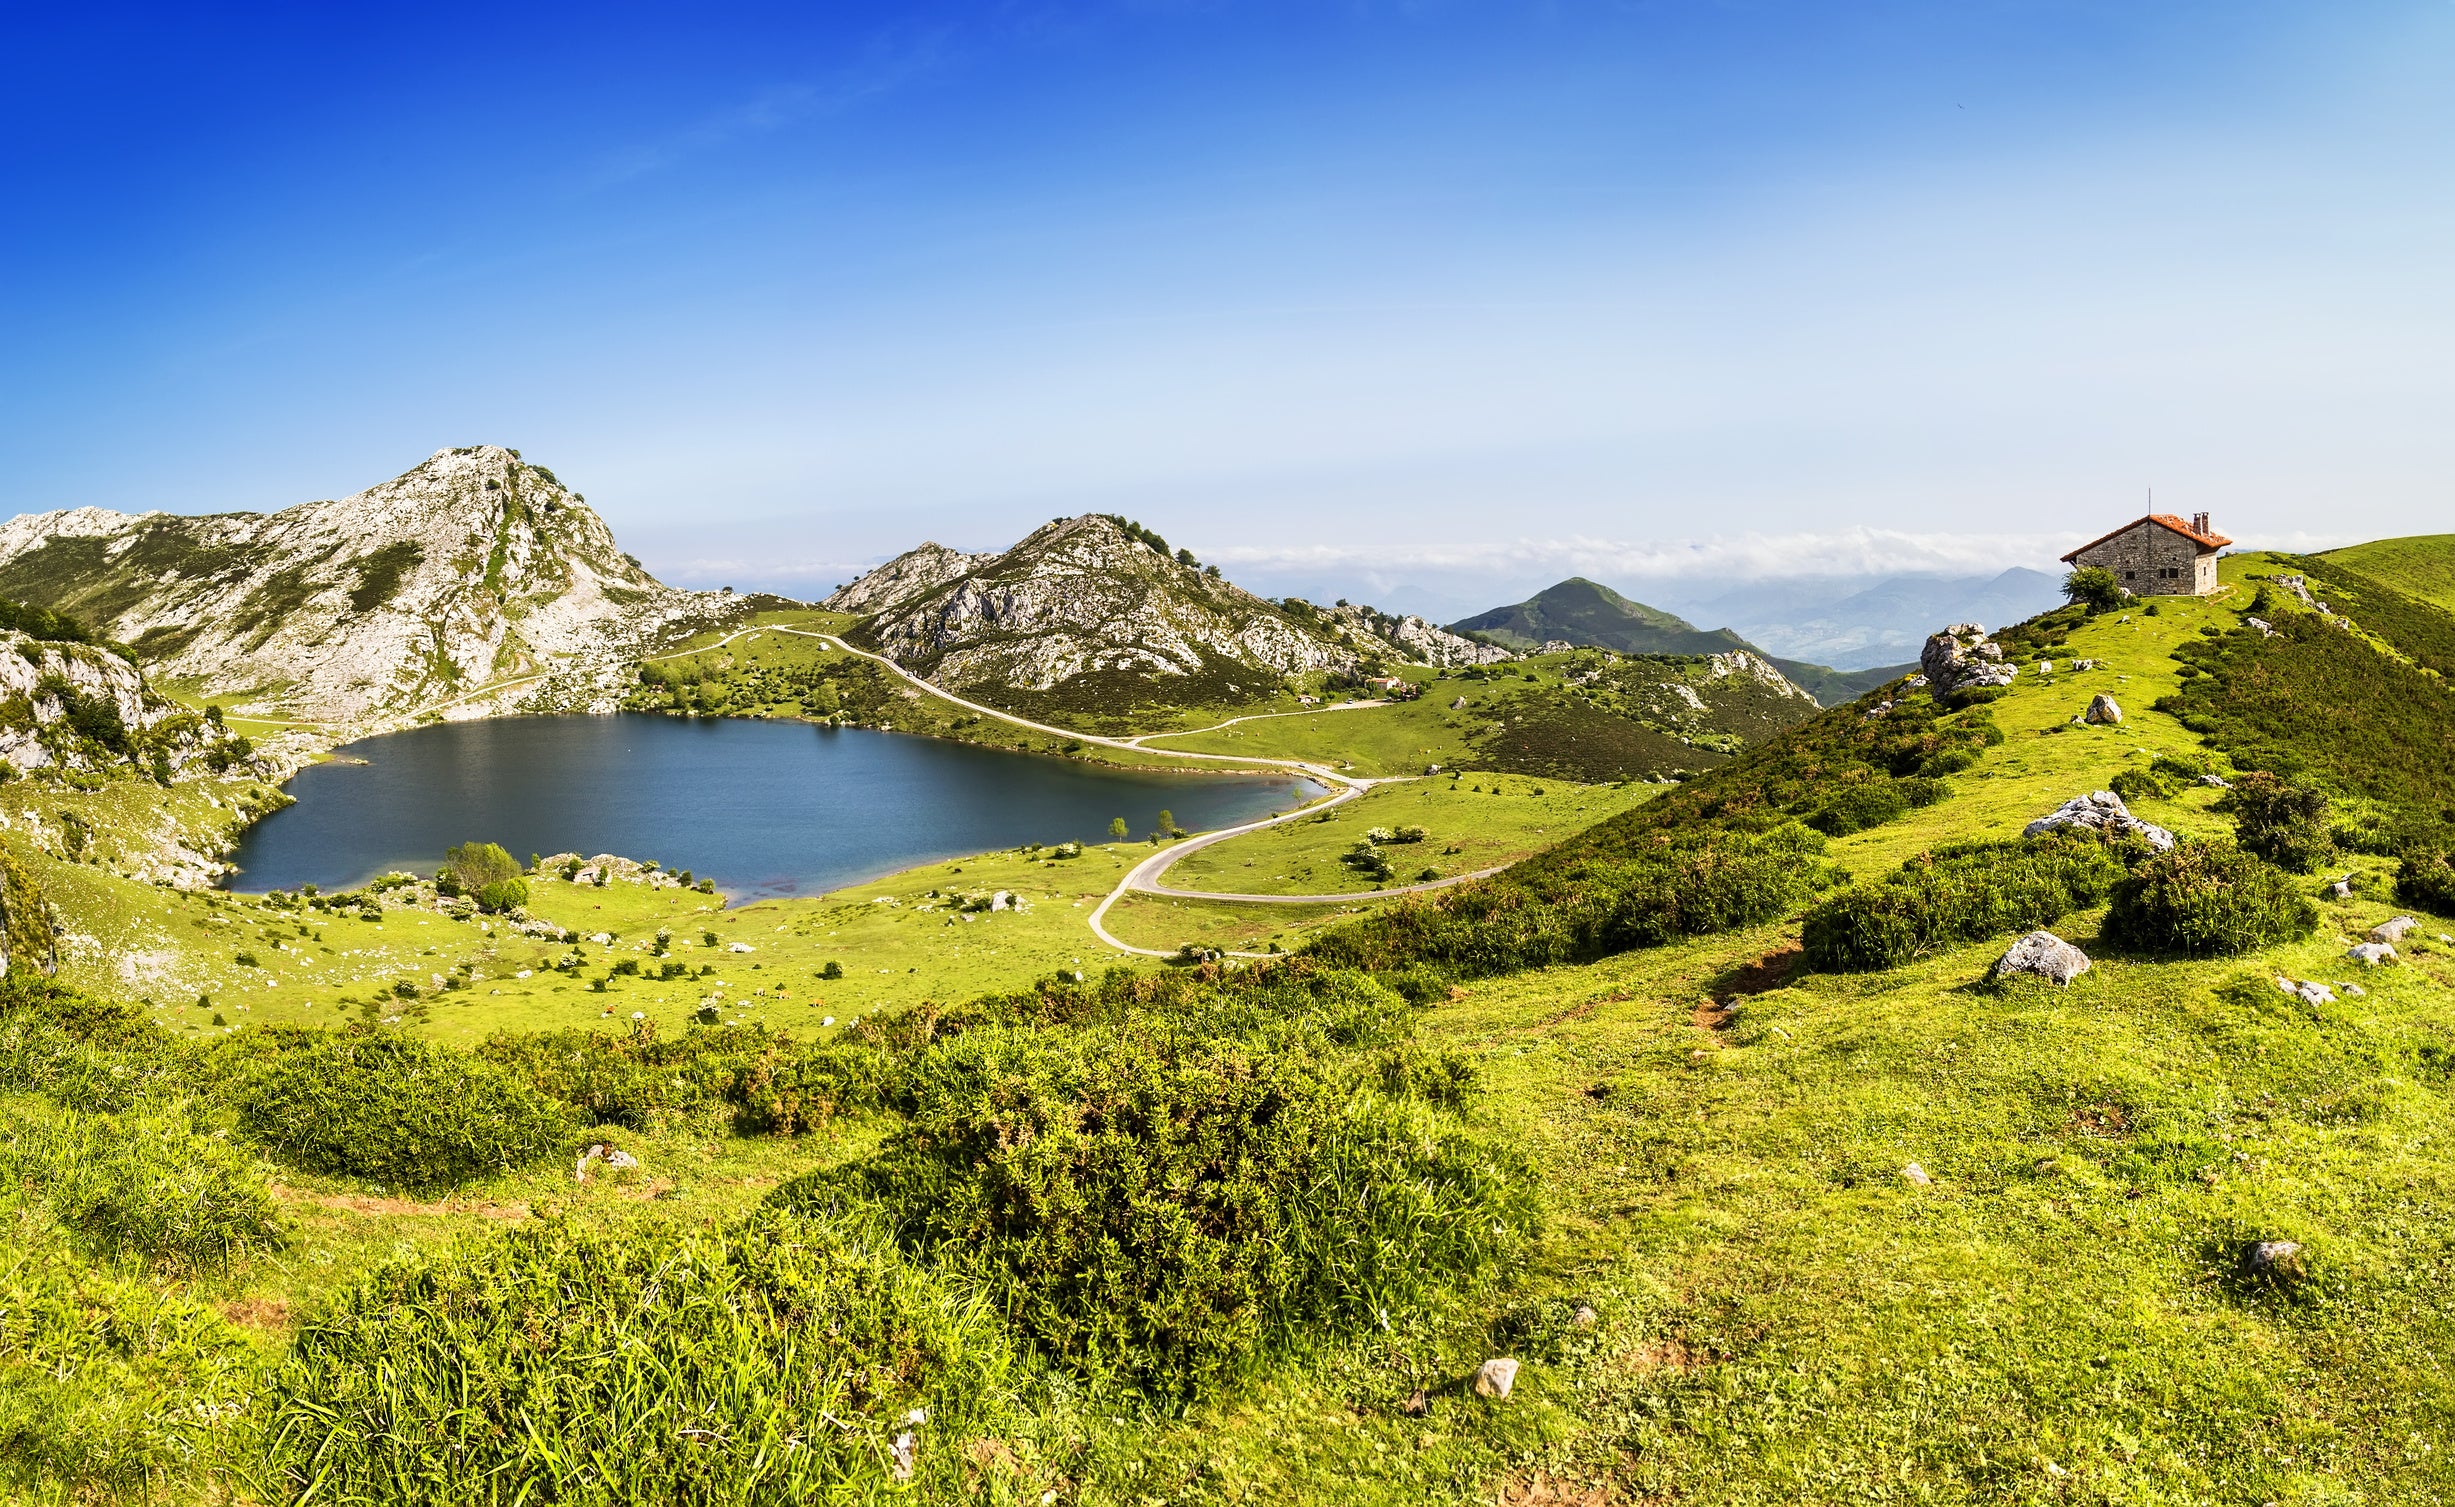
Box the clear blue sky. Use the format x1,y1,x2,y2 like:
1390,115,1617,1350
3,2,2448,605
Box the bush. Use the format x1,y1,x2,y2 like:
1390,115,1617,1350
2108,768,2172,804
2104,844,2320,957
236,1033,574,1191
2220,771,2334,873
261,1208,1020,1501
474,877,528,913
2398,849,2455,917
777,1011,1535,1395
442,841,520,892
1801,832,2136,973
2064,566,2125,613
1808,781,1910,836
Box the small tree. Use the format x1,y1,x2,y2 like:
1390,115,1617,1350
1108,817,1129,841
1156,810,1177,835
2220,772,2333,873
2062,566,2125,614
443,841,520,892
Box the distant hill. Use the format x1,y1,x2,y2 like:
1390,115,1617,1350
1658,567,2066,669
1448,578,1907,706
0,446,749,728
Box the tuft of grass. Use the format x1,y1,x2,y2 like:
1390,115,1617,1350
233,1032,574,1192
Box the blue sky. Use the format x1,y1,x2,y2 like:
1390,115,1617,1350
3,1,2449,610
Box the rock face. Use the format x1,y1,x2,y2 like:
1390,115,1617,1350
0,447,749,729
1919,623,2017,697
0,631,242,779
832,514,1512,694
2084,693,2123,725
1993,930,2091,985
2023,791,2176,850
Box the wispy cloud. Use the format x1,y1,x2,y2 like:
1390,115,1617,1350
580,29,952,191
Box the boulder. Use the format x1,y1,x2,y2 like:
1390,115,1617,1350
1992,930,2091,985
2346,941,2396,967
2329,878,2353,899
2295,981,2336,1007
2084,693,2123,725
2022,791,2175,851
2244,1240,2304,1281
1573,1304,1598,1330
1472,1358,1520,1400
1919,624,2017,697
2371,916,2418,943
1903,1162,1933,1186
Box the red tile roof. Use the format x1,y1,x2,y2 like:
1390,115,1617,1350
2060,514,2233,562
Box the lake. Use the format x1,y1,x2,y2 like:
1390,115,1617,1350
227,715,1322,897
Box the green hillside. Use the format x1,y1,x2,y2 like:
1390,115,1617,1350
2321,532,2455,614
9,539,2455,1502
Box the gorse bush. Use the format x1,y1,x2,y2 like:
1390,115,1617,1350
2220,771,2334,874
2398,849,2455,917
2104,844,2320,957
236,1034,573,1192
1801,832,2139,973
263,1207,1021,1504
479,1020,892,1136
3,1101,283,1273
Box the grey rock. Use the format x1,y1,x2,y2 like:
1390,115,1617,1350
2023,791,2175,851
1448,696,1467,709
2245,1240,2304,1278
1992,930,2091,985
1903,1162,1933,1186
2329,878,2353,899
1472,1357,1520,1400
2346,941,2396,966
1919,624,2018,697
1572,1304,1598,1330
2371,916,2418,943
2295,981,2336,1006
2199,773,2231,788
2084,693,2123,725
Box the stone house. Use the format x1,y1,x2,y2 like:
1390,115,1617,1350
2061,512,2231,596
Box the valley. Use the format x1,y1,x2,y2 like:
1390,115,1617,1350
7,472,2455,1505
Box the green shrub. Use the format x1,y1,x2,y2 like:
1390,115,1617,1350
1801,832,2136,973
441,840,520,892
2398,849,2455,917
236,1033,574,1191
2064,566,2125,613
2104,844,2320,957
1808,781,1910,836
779,1012,1536,1395
2220,771,2334,873
474,877,528,913
261,1208,1021,1502
2108,768,2172,803
2150,753,2211,782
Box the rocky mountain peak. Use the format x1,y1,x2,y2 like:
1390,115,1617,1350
0,448,746,730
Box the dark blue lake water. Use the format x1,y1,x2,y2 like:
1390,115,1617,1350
227,715,1320,898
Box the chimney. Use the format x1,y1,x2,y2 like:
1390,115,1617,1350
2192,511,2211,536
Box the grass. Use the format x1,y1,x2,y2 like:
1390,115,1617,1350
1163,773,1660,896
11,542,2455,1501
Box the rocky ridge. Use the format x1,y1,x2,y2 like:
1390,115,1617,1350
0,446,751,730
829,515,1508,694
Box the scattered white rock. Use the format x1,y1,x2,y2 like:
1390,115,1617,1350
2083,693,2123,725
2022,791,2175,850
1992,930,2091,986
727,941,754,953
1573,1304,1598,1330
2246,1240,2303,1276
2199,773,2231,788
2329,879,2353,899
1472,1358,1520,1400
2346,942,2396,967
1449,696,1467,709
1903,1163,1933,1187
2371,916,2419,943
2296,981,2336,1007
889,1430,917,1482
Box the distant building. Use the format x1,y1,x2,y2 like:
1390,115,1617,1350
2061,511,2232,596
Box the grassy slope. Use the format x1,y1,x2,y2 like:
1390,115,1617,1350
2323,533,2455,613
22,547,2455,1501
1163,773,1660,897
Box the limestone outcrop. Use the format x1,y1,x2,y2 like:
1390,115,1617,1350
1919,623,2016,697
2023,791,2176,851
0,447,750,731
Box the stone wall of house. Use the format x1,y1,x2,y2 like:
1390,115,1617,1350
2071,523,2218,596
